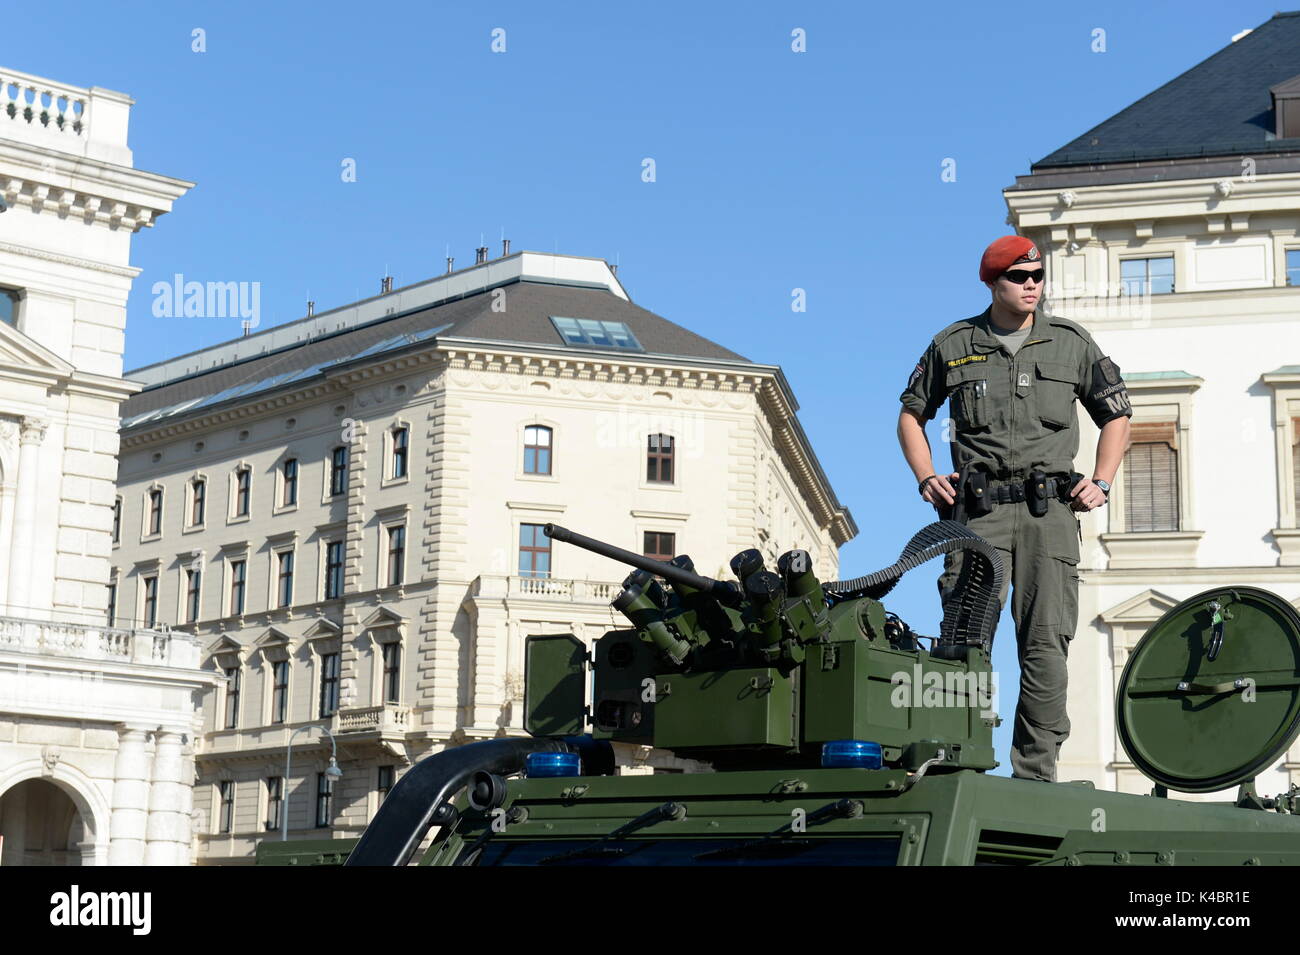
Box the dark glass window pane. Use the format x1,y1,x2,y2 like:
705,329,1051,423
144,576,158,627
320,652,340,717
272,660,289,724
278,550,294,608
224,666,241,729
392,429,408,479
283,459,298,506
325,541,344,599
148,489,162,535
518,523,551,578
331,447,349,495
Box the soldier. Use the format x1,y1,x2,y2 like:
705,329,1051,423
897,235,1132,782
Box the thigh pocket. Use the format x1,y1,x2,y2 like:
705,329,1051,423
1055,555,1080,641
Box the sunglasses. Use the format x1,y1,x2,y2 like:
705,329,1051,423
1000,268,1045,285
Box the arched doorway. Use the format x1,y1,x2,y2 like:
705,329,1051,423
0,778,87,865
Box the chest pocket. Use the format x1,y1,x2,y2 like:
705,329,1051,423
946,362,993,431
1034,360,1079,429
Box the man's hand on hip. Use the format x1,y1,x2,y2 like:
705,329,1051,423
921,472,959,510
1069,478,1107,511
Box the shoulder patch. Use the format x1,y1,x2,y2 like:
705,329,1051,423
1098,355,1120,386
945,354,988,368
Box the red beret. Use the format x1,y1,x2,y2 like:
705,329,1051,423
979,235,1040,283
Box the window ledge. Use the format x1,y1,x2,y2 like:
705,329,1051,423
1269,528,1300,567
226,514,250,526
380,475,410,490
182,524,205,535
272,503,299,517
1099,530,1204,569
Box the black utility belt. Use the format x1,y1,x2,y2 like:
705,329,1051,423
953,468,1082,520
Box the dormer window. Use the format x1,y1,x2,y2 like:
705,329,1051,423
1271,73,1300,139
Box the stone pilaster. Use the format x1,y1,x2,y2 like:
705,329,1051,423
6,417,47,615
144,727,186,865
107,723,151,865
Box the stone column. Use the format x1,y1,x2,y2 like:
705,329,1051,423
144,728,187,865
107,724,152,865
5,417,47,617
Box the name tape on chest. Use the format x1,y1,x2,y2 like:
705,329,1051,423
945,354,988,368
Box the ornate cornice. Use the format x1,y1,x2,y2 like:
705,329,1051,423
0,238,139,277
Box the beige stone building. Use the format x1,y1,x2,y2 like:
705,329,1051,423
0,67,203,865
1003,14,1300,798
114,249,856,863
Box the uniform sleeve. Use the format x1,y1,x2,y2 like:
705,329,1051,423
900,341,945,422
1077,337,1133,428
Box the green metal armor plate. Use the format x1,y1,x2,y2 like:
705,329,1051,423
1117,586,1300,793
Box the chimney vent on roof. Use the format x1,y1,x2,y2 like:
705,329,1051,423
240,321,252,337
611,263,619,276
306,300,315,317
475,246,488,264
381,275,393,294
446,256,454,274
502,238,510,257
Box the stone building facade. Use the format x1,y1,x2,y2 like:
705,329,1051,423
114,251,856,863
0,67,204,865
1003,14,1300,799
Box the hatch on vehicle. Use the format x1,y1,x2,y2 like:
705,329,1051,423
1116,586,1300,793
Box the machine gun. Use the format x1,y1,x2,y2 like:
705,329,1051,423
526,521,1005,771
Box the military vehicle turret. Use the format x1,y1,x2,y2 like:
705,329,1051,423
258,521,1300,866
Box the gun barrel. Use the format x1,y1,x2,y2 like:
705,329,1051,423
544,523,741,607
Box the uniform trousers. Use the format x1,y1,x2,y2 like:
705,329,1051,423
937,497,1081,781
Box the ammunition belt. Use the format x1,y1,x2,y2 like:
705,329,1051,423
822,520,1004,652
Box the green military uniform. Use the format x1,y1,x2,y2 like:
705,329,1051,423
900,304,1132,780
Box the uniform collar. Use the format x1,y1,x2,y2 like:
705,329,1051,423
971,304,1054,353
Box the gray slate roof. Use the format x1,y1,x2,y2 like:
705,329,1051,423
1036,11,1300,167
122,280,748,425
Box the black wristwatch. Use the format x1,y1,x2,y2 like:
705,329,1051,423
1093,478,1111,497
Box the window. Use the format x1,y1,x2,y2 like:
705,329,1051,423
190,479,206,526
112,498,121,544
330,446,348,496
319,651,340,717
1292,416,1300,522
1123,422,1179,532
1120,256,1174,296
377,765,394,805
234,467,251,517
277,550,294,608
382,642,401,704
224,666,241,729
218,781,234,834
324,540,344,599
391,428,408,479
1287,250,1300,287
265,777,283,832
387,525,405,587
185,568,201,623
229,560,246,615
143,575,158,627
644,531,676,562
147,488,163,536
282,459,298,506
647,434,674,483
0,287,19,326
518,523,551,578
524,425,552,475
549,316,643,351
106,582,117,627
271,660,289,724
315,772,333,828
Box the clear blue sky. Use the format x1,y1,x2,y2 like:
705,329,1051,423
11,0,1283,770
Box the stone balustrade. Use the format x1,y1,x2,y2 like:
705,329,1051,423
470,574,621,602
1,68,88,137
0,613,192,667
337,703,411,735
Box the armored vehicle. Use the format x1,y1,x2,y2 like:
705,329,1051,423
259,522,1300,867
